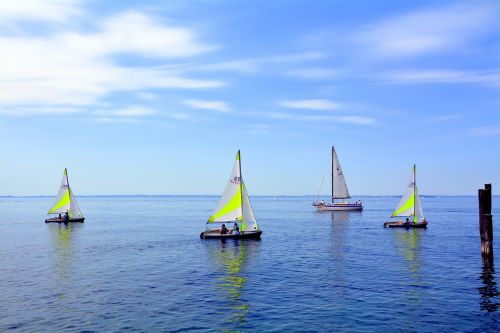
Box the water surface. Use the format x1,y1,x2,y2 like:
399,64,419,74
0,196,499,332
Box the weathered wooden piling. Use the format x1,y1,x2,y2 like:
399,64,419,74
479,183,493,257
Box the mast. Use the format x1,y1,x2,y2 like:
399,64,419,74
331,146,334,202
413,164,416,222
238,150,243,223
65,168,70,211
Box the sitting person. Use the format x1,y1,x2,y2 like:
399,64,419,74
220,224,228,235
58,213,62,220
232,223,240,235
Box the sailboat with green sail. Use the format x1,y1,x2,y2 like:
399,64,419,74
45,168,85,223
200,150,262,239
384,165,427,228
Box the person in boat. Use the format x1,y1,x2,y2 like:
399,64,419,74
64,211,69,223
232,223,240,235
58,213,62,220
404,217,411,225
220,224,228,235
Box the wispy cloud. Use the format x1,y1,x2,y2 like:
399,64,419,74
378,69,500,85
184,99,230,112
355,2,500,58
268,112,375,125
279,99,341,110
192,52,325,73
430,114,463,123
0,106,82,115
285,68,337,80
470,126,500,136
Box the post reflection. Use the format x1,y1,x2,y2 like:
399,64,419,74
479,256,499,312
206,239,260,332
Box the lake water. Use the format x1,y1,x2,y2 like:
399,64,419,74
0,195,499,332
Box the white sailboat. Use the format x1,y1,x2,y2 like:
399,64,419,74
45,168,85,223
384,165,427,228
313,146,363,211
200,150,262,239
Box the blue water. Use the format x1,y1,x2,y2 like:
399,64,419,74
0,196,499,332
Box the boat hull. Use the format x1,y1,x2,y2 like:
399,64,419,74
313,202,363,211
45,217,85,223
200,230,262,239
384,221,427,228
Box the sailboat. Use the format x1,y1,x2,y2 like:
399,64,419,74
384,165,427,228
200,150,262,239
313,146,363,211
45,168,85,223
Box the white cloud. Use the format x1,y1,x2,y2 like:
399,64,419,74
185,99,230,112
0,9,221,113
0,0,81,23
279,99,341,110
355,3,500,57
110,106,156,117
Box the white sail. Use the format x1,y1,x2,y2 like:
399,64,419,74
48,169,71,214
414,186,424,222
69,188,84,219
208,151,243,223
241,181,258,231
332,147,350,199
47,169,83,218
392,165,416,217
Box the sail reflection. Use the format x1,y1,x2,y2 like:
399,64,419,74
206,239,260,332
394,229,423,300
479,256,500,312
48,223,81,285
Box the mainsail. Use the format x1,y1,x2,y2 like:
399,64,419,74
208,151,258,231
332,146,349,199
392,165,424,222
47,169,83,218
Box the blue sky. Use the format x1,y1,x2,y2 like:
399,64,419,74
0,0,499,196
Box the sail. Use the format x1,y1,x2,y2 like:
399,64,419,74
413,186,424,222
69,188,84,219
208,151,243,223
392,166,416,217
48,169,71,214
332,147,350,199
241,181,258,231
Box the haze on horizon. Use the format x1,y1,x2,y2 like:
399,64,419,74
0,0,499,196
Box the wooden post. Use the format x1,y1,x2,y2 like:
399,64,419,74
479,183,493,258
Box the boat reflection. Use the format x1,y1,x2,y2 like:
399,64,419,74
48,223,82,286
329,212,349,296
205,239,260,332
394,229,425,305
478,256,500,312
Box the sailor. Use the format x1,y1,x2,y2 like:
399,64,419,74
220,224,228,235
232,223,240,235
64,211,69,223
58,213,62,220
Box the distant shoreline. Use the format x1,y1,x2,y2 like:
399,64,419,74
0,194,495,198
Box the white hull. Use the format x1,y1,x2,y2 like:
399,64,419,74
313,202,363,211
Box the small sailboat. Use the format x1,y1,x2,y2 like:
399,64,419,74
45,168,85,223
200,150,262,239
384,165,427,228
313,146,363,211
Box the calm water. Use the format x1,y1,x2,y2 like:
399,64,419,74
0,196,499,332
